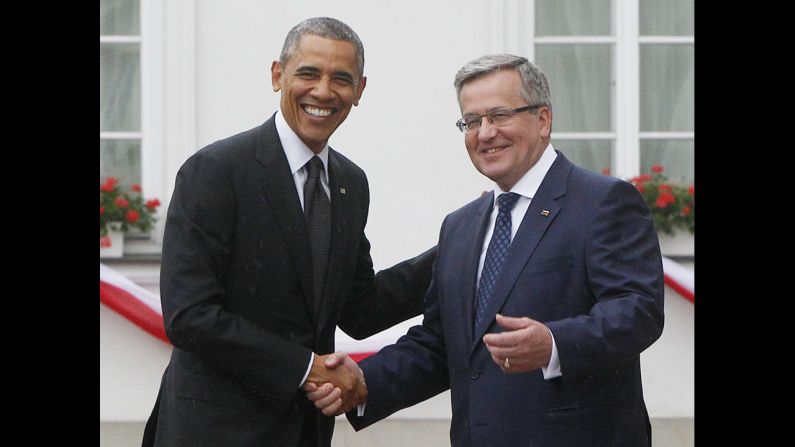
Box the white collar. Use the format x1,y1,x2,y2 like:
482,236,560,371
275,109,329,177
490,143,557,206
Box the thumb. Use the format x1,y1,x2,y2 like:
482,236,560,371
495,313,532,330
324,352,346,368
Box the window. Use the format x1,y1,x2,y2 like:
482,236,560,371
100,0,168,251
100,0,142,189
520,0,693,182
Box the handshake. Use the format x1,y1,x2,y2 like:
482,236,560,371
304,353,366,416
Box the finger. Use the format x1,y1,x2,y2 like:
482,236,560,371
324,352,346,368
495,314,533,330
482,329,523,348
306,383,335,401
320,398,343,416
303,382,318,392
484,344,514,360
313,387,342,409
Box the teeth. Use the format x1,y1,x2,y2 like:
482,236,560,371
484,147,501,154
304,105,333,117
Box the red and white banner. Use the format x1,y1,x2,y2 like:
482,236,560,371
100,257,694,356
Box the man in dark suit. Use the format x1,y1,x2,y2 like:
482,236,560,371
308,54,665,446
141,17,435,447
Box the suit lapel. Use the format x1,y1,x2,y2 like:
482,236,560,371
470,153,572,352
457,194,496,346
254,118,316,323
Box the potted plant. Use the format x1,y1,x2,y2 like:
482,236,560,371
100,176,161,258
627,165,694,255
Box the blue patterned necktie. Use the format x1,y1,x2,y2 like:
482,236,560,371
474,192,521,331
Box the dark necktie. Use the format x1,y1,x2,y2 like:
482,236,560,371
474,192,521,331
303,156,331,314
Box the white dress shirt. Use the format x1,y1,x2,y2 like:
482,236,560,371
477,143,561,379
274,110,328,388
275,110,366,415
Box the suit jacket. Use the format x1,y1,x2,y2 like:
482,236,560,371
347,151,665,447
142,114,435,447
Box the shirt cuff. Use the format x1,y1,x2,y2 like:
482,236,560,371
541,329,562,380
299,352,314,388
356,403,365,417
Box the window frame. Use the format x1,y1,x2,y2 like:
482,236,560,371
490,0,693,180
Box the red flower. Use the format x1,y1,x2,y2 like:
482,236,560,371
640,174,653,182
688,185,694,195
100,236,112,248
115,197,129,208
131,183,142,192
682,206,691,216
651,164,664,173
100,177,119,192
125,210,140,223
636,183,645,193
658,183,672,193
655,191,675,208
100,206,105,216
601,167,610,175
146,199,161,209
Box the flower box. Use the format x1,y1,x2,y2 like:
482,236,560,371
100,177,160,258
100,222,124,258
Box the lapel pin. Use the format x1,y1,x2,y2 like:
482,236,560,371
541,210,550,216
339,187,346,195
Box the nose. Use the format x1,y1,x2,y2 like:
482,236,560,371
311,77,334,100
477,117,498,142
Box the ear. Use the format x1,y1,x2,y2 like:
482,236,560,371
271,61,282,92
537,105,552,138
353,76,367,106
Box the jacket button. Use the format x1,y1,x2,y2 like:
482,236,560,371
470,369,479,379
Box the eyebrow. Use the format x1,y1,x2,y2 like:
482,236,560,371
294,66,355,83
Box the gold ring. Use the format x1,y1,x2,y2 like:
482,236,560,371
504,357,510,369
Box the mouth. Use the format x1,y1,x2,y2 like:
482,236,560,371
302,104,336,118
479,145,508,155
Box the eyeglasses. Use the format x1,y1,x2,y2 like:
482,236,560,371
455,104,543,133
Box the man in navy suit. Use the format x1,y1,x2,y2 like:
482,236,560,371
307,54,665,446
141,17,435,447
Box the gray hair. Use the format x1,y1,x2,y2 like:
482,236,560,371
279,17,365,77
453,54,552,112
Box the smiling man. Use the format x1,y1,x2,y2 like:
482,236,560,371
140,17,436,447
308,54,665,446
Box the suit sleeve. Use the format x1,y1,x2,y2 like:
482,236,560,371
546,180,665,379
159,151,311,410
345,220,451,429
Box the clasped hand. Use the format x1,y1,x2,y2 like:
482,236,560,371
304,352,366,416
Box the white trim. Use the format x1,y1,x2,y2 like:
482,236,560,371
100,35,142,44
163,0,197,219
100,132,144,140
639,36,694,44
490,0,534,57
614,0,640,179
535,36,617,44
639,132,695,140
552,132,616,140
141,0,166,245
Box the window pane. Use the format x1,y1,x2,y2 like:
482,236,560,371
536,0,612,36
640,139,694,183
640,0,694,36
553,140,613,175
535,45,613,132
100,139,141,187
100,43,141,132
640,44,694,132
100,0,140,35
